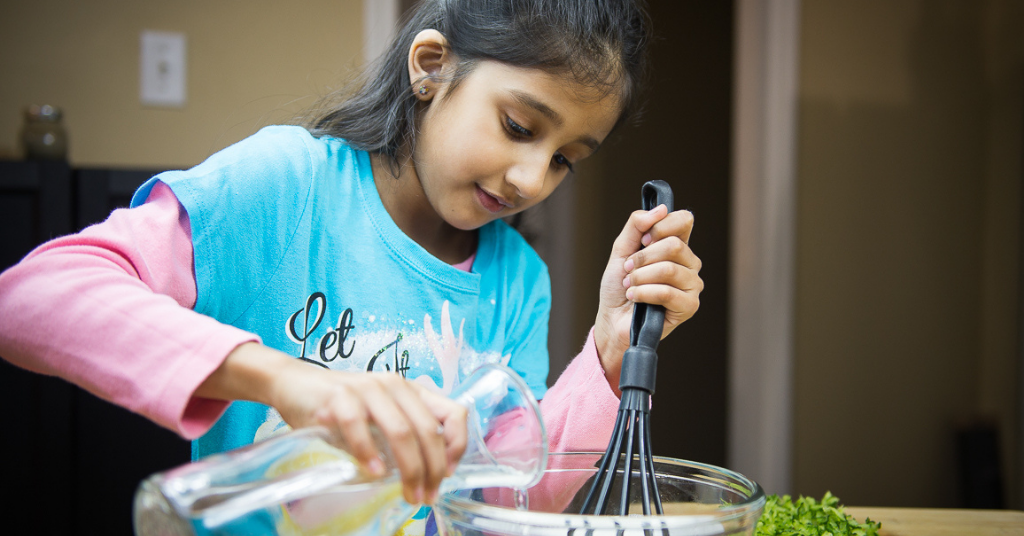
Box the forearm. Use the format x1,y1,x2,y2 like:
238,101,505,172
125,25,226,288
195,341,292,407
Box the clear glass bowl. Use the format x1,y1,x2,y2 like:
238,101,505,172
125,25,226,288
434,452,765,536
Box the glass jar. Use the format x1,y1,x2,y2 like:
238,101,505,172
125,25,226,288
20,104,68,160
133,363,548,536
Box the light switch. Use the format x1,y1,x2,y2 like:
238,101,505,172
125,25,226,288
140,30,187,107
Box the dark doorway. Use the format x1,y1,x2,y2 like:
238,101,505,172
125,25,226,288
576,1,735,465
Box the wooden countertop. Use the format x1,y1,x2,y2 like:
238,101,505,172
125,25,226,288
844,507,1024,536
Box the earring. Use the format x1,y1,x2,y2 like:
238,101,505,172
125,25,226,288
418,85,429,96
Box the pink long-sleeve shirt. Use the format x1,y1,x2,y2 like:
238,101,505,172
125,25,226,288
0,181,619,453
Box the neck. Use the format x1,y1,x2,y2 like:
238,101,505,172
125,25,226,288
370,153,477,264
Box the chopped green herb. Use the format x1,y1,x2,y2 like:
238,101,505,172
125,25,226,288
755,491,882,536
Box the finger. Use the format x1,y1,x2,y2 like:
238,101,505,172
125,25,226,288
413,385,469,475
440,409,468,475
610,205,670,261
624,260,704,296
626,281,702,319
385,379,451,504
359,378,428,505
626,236,701,275
645,209,695,246
319,384,385,477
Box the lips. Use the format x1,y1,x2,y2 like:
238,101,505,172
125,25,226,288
475,185,510,213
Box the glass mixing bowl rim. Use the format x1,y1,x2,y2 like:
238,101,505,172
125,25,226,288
436,452,767,529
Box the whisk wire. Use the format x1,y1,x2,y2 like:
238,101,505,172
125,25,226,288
580,407,628,514
638,403,665,515
620,407,638,515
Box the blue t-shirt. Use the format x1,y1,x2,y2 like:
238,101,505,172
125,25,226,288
132,125,551,460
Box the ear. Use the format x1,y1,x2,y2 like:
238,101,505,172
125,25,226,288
408,29,450,101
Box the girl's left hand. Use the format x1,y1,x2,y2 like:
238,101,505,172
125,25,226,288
593,204,703,393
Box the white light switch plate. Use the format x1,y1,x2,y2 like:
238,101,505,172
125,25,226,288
140,30,187,107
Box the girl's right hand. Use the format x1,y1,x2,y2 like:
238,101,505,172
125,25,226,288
197,342,468,506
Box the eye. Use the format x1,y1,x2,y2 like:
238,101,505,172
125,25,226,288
553,153,575,173
504,116,532,138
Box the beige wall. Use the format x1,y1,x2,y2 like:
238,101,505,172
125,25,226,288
795,0,1022,507
6,0,1021,510
0,0,365,168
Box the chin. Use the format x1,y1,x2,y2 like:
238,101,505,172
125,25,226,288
446,212,494,232
451,219,489,232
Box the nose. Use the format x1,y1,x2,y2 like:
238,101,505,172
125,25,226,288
505,154,549,200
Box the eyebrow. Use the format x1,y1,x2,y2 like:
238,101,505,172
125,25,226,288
508,90,601,152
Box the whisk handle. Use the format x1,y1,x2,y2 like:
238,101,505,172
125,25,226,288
629,180,674,350
621,180,674,394
642,180,674,214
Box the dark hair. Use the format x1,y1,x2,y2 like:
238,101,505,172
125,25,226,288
305,0,651,169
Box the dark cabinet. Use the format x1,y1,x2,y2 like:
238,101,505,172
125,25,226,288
0,160,72,265
0,161,191,536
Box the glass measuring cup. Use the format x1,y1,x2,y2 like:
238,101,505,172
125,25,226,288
133,363,547,536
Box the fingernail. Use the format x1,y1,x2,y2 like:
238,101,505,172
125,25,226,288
622,276,631,289
623,258,634,272
416,487,425,504
367,459,385,475
647,205,662,215
428,489,439,505
641,233,652,246
626,289,634,301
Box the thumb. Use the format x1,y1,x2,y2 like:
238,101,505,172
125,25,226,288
610,204,668,260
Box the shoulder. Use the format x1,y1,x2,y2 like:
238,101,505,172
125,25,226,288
190,125,355,177
149,126,364,203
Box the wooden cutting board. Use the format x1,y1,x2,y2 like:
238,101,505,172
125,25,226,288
844,506,1024,536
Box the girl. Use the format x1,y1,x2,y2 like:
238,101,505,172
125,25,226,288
0,0,702,520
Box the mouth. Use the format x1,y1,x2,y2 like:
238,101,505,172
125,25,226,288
475,185,513,214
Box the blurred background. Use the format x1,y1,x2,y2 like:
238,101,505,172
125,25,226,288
0,0,1021,534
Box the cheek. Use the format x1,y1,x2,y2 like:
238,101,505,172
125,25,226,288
539,174,566,202
446,122,507,178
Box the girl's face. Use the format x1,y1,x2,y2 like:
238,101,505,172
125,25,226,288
412,60,624,231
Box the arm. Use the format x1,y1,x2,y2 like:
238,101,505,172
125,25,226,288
0,181,255,437
0,180,466,505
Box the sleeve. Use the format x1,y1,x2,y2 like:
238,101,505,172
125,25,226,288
539,328,620,453
0,181,259,438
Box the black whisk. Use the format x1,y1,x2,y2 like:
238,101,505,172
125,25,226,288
579,180,673,517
